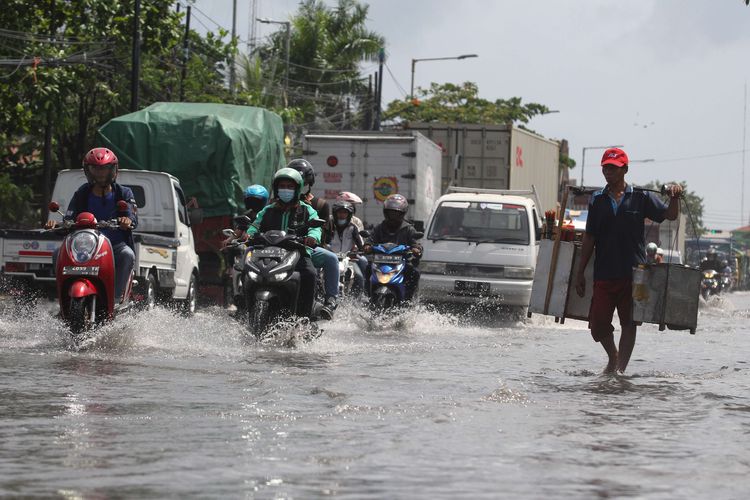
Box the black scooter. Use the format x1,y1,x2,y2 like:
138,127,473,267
242,218,326,339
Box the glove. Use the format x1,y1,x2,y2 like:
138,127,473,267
304,236,318,248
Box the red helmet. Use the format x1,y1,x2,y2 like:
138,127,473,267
83,147,118,185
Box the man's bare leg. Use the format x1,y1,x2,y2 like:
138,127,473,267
599,333,618,374
617,324,637,373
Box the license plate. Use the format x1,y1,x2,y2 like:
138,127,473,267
454,280,490,293
255,248,284,258
63,266,99,276
373,254,402,264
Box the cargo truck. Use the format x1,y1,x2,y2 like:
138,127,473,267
301,131,442,228
404,123,561,214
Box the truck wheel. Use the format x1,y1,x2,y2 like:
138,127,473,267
249,299,271,339
181,274,197,316
69,296,93,335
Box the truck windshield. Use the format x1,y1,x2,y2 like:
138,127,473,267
428,201,530,245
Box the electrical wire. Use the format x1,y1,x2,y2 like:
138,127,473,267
384,61,407,98
0,56,26,78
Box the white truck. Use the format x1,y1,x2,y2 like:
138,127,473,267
418,186,543,309
302,131,442,228
0,169,201,310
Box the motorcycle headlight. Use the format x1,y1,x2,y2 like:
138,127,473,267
248,271,259,280
70,232,98,263
273,271,289,281
376,270,397,284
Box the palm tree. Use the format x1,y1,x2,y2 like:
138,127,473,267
255,0,384,129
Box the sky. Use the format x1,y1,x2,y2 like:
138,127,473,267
190,0,750,230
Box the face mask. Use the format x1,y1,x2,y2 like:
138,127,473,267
278,189,295,203
336,218,348,226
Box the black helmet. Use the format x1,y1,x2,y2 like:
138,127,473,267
707,247,717,256
286,158,315,188
332,200,354,226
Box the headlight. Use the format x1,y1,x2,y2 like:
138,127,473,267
274,272,289,281
275,251,297,272
420,261,447,274
244,250,254,266
504,266,534,279
70,232,98,263
376,270,396,284
248,271,259,280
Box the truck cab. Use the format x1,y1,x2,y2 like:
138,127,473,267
418,186,543,308
0,169,200,310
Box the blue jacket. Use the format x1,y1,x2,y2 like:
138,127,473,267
65,182,139,250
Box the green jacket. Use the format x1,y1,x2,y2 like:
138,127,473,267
247,200,321,256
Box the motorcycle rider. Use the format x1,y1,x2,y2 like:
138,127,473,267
227,184,269,242
287,158,339,319
645,242,662,264
245,168,321,320
364,194,423,301
337,191,365,231
45,148,138,302
700,247,722,272
326,200,367,293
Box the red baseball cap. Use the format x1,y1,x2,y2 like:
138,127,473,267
601,148,629,168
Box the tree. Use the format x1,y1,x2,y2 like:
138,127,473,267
642,180,704,238
0,0,237,225
253,0,384,129
384,82,552,125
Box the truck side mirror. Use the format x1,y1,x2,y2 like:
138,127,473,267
188,207,204,226
535,228,542,241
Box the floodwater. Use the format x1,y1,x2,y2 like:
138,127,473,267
1,293,749,498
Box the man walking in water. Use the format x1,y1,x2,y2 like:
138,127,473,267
575,148,682,373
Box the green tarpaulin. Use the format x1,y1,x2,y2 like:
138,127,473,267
97,102,285,217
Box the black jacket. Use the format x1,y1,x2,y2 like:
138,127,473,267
368,221,422,250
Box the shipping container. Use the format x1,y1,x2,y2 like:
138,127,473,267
404,123,561,214
302,131,442,228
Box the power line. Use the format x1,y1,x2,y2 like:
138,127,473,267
384,61,407,98
651,149,748,164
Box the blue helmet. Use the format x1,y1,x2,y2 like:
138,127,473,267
243,184,269,211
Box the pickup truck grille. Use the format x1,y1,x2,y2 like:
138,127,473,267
444,263,505,279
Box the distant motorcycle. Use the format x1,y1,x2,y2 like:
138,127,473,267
366,242,417,310
46,201,135,346
221,215,253,310
700,269,720,300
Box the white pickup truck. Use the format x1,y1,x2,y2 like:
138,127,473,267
418,186,543,309
0,169,201,311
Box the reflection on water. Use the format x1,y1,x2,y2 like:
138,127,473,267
0,294,748,497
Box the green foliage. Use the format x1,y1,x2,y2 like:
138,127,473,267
643,180,704,237
559,153,576,170
384,82,552,125
253,0,384,129
0,138,40,227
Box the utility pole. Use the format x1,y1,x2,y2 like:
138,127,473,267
374,48,384,130
130,0,141,111
743,82,747,225
180,5,191,102
229,0,237,95
373,70,379,131
283,21,290,107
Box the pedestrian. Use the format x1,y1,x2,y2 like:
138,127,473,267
575,148,682,373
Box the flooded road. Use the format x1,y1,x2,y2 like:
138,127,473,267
1,293,749,498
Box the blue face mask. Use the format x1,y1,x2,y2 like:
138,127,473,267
336,218,348,226
277,189,295,203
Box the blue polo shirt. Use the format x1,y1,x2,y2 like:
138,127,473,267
585,185,668,281
88,191,126,247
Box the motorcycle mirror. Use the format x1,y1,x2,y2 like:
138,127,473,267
48,201,60,212
359,230,371,239
414,231,424,240
308,218,327,228
233,215,252,230
222,229,235,237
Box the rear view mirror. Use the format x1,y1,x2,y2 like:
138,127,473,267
308,218,326,228
48,201,61,212
188,207,204,226
414,231,424,240
233,215,252,230
413,220,424,232
222,229,235,238
359,230,371,239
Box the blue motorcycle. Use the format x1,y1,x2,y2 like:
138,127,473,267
367,243,415,310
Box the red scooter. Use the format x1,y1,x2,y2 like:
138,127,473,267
47,201,134,341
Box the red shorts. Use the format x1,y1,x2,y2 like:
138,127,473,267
588,278,638,342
